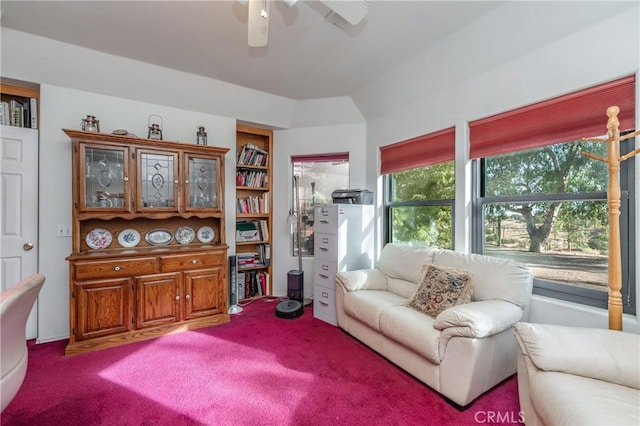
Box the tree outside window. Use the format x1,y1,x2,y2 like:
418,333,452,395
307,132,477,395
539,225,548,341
480,137,635,312
387,162,455,249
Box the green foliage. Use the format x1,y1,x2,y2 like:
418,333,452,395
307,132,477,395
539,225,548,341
484,140,608,252
390,162,455,249
392,162,454,201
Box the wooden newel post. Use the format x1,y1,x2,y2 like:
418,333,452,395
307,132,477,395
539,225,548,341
582,106,640,331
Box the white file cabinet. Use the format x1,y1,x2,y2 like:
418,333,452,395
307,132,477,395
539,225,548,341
313,204,374,325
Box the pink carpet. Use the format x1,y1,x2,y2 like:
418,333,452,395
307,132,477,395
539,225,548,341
1,299,521,425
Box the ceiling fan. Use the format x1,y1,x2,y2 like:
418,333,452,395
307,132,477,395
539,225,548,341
238,0,370,47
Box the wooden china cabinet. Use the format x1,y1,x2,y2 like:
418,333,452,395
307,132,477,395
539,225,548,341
64,129,230,356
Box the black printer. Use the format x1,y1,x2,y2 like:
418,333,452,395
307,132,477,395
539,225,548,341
331,189,373,205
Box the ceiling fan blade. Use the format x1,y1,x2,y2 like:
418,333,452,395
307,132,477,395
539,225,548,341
248,0,270,47
320,0,369,26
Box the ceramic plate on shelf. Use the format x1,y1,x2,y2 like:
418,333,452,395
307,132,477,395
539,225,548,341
197,226,215,243
86,228,112,250
175,226,195,244
118,229,141,248
145,229,173,245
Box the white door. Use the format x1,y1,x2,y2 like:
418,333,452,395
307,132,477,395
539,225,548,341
1,125,39,339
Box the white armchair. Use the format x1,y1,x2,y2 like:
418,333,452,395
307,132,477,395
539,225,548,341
1,273,46,412
514,322,640,425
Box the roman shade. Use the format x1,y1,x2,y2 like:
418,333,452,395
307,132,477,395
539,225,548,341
380,127,455,175
469,75,636,159
292,152,349,163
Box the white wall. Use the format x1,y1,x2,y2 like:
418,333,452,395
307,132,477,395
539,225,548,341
366,7,640,332
272,123,367,299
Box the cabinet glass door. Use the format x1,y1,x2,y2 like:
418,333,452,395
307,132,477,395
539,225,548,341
186,155,218,210
81,145,129,211
138,150,178,210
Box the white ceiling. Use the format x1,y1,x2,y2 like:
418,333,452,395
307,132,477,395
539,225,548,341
0,0,505,100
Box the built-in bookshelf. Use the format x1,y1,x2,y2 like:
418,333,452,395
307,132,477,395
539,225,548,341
0,79,39,129
236,125,273,300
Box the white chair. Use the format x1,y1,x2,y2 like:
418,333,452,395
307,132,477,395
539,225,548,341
514,322,640,425
1,273,45,412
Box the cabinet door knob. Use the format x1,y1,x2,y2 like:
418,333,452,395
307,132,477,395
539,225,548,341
123,176,129,182
191,259,198,264
175,295,180,301
174,179,179,184
185,294,190,300
185,179,190,184
113,266,121,271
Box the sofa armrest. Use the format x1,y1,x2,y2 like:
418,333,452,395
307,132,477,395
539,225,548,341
514,322,640,389
434,300,523,360
434,299,524,338
335,269,388,292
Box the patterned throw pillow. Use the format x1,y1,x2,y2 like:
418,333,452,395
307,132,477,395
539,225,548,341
406,265,473,317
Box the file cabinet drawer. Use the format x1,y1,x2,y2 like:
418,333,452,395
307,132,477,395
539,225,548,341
314,233,337,260
313,286,337,326
314,259,337,286
314,205,339,235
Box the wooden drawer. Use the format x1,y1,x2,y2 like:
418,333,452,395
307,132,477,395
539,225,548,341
74,257,157,280
160,251,226,272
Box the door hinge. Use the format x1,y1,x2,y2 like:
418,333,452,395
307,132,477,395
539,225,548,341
72,327,76,335
132,317,135,324
72,290,76,298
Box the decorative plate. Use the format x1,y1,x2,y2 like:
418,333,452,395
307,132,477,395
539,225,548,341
145,229,173,245
197,226,215,243
86,228,112,250
118,229,141,248
175,226,195,244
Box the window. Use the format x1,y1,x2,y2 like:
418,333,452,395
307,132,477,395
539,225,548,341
471,76,636,313
387,162,455,249
382,127,455,249
292,153,349,256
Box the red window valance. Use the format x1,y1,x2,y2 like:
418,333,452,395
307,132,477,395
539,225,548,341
291,152,349,163
469,75,636,159
380,127,455,175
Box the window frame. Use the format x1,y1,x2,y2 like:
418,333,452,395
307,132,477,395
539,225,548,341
384,165,456,249
472,136,636,315
291,153,350,257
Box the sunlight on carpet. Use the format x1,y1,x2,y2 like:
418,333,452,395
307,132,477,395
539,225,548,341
1,300,521,425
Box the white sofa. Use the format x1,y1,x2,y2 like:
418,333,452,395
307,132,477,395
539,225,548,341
335,243,533,406
514,322,640,425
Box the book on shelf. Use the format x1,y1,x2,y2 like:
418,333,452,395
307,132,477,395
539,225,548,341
236,169,268,188
236,245,270,269
236,221,260,242
237,270,269,300
237,143,269,167
236,193,269,214
236,220,269,243
0,97,37,129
